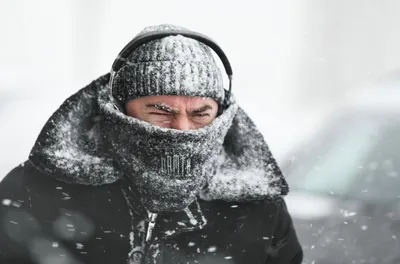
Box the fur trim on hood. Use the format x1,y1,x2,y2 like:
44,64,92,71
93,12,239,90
29,74,289,202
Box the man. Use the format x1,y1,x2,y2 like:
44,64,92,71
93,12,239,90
0,24,303,264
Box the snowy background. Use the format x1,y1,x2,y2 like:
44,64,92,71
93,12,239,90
2,0,400,177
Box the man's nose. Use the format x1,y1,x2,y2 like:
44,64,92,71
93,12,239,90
171,115,191,130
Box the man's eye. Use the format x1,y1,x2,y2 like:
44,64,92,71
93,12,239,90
195,113,210,118
150,112,170,116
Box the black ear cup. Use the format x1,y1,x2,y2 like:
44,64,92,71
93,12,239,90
217,104,224,116
217,88,231,116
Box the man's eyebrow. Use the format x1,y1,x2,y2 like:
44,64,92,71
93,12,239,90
146,103,177,113
191,105,213,113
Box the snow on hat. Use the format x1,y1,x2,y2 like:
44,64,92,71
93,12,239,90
112,24,225,105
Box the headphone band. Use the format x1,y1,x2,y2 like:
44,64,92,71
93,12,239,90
109,30,233,105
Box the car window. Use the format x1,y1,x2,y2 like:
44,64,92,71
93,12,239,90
350,119,400,202
286,112,400,202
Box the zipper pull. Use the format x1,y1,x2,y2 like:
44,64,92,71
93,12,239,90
146,212,158,242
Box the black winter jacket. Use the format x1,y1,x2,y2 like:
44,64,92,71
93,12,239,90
0,162,302,264
0,76,302,263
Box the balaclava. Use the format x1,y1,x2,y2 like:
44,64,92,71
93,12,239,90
102,24,237,213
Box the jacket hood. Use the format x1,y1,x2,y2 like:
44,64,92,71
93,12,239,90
29,74,289,201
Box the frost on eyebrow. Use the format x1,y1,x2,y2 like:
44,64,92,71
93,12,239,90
146,103,177,113
191,105,213,114
147,102,214,115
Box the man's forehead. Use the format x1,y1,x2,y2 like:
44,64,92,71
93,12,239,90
141,95,217,107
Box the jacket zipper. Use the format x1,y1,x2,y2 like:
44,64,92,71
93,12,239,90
146,212,158,242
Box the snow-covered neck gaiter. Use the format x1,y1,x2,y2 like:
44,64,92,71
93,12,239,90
99,93,238,213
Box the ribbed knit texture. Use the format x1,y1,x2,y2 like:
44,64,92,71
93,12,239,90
104,85,237,212
112,24,224,105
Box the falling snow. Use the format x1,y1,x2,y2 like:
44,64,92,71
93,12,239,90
207,246,217,253
165,230,176,236
2,199,12,206
342,211,357,217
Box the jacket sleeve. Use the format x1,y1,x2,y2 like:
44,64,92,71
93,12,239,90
0,163,40,264
266,198,303,264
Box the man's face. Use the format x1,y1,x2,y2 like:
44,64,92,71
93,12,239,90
126,95,219,130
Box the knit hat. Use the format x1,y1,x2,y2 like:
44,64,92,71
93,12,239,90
112,24,225,105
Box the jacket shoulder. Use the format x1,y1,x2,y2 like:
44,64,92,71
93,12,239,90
0,161,131,263
0,161,45,262
0,161,29,189
0,161,72,198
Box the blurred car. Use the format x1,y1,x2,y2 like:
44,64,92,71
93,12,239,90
282,87,400,264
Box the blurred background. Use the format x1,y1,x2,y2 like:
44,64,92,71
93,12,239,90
2,1,400,263
1,0,400,174
2,0,400,174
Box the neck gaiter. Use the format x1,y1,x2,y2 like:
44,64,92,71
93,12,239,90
99,93,238,212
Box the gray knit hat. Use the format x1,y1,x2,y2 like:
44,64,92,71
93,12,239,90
112,24,225,105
